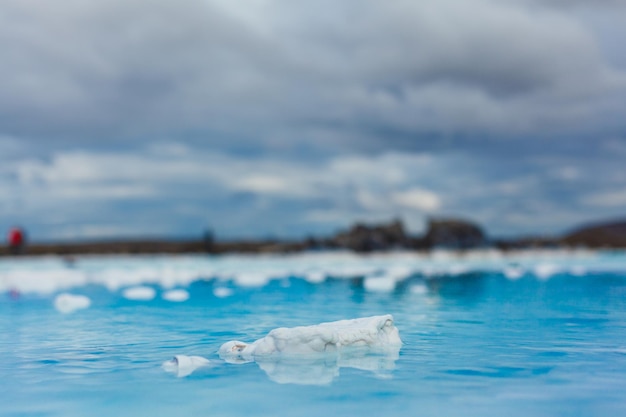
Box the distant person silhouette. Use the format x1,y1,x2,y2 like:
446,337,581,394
7,226,26,255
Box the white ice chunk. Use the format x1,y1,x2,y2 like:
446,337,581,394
304,271,326,284
534,264,560,280
54,293,91,314
219,315,401,361
162,355,211,377
162,289,189,302
122,286,156,300
219,315,401,385
364,276,396,292
503,266,525,280
409,283,428,295
3,270,87,295
213,287,234,298
233,271,270,288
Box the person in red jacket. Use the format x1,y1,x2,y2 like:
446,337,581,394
7,226,26,255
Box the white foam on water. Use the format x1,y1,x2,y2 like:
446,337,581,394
1,270,87,295
54,293,91,314
162,355,211,377
363,266,414,293
122,286,156,301
0,249,619,296
162,289,189,302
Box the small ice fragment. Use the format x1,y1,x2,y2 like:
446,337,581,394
162,355,211,377
364,276,396,292
503,266,524,280
218,341,253,364
162,289,189,302
570,266,587,276
304,271,326,284
409,284,428,295
54,293,91,314
233,272,269,288
213,287,233,298
534,264,559,280
122,286,156,301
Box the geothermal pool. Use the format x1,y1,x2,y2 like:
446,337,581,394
1,250,626,416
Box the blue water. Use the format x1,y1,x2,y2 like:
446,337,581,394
1,251,626,416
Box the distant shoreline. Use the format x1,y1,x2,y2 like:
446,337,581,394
0,238,306,257
2,217,625,256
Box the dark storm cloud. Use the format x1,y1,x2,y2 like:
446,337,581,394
0,0,279,140
1,0,624,151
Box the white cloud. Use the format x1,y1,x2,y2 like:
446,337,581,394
583,188,626,207
2,140,626,239
52,184,156,200
552,166,581,181
233,175,295,195
391,188,441,212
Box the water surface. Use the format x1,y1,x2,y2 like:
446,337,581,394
1,250,625,416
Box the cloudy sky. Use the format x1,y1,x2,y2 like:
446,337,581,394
1,0,626,241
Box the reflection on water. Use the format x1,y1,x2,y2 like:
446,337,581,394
215,315,402,385
163,347,400,385
426,272,486,303
254,347,400,385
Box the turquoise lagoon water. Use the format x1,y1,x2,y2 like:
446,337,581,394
1,250,626,416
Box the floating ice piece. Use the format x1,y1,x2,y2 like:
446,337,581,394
534,264,560,280
162,355,211,377
219,315,401,362
122,286,156,300
409,283,428,295
54,293,91,314
364,276,396,292
2,270,87,295
503,266,525,281
219,315,401,385
570,265,587,277
213,287,234,298
304,271,326,284
162,289,189,302
233,271,270,288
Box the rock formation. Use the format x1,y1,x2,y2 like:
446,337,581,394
421,218,486,249
330,219,408,252
561,219,626,248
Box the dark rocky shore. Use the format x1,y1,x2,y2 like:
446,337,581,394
2,217,625,256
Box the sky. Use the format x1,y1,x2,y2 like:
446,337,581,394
1,0,626,241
